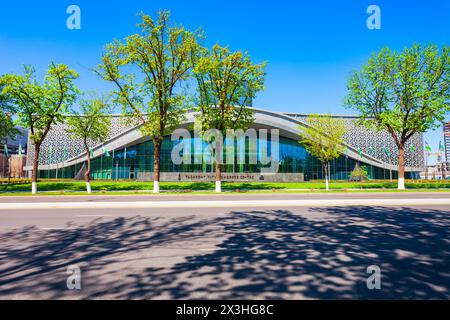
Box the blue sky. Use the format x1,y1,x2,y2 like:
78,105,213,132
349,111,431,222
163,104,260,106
0,0,449,162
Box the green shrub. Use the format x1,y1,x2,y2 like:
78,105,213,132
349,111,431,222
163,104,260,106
349,165,369,182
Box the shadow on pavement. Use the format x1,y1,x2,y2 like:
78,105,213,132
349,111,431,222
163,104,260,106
0,206,449,299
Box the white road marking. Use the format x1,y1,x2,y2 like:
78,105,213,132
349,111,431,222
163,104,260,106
76,214,113,217
0,198,450,210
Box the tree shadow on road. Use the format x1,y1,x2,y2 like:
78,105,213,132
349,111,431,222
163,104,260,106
0,206,449,299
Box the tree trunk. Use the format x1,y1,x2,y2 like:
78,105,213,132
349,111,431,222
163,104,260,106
31,142,41,194
324,162,329,191
398,145,405,190
84,140,92,194
215,163,222,193
153,139,161,193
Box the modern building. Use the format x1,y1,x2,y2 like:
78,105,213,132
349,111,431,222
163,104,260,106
24,108,424,181
444,122,450,163
0,126,28,156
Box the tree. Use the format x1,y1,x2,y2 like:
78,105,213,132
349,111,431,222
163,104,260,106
349,164,369,182
66,93,111,194
192,44,266,192
0,84,18,144
298,114,347,191
0,110,17,146
96,11,200,193
0,64,79,194
345,44,450,189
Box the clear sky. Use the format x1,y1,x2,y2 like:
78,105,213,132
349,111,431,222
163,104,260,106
0,0,449,163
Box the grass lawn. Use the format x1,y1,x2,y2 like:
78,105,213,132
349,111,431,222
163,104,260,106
1,179,449,195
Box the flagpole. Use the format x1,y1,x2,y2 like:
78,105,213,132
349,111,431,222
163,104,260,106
8,156,11,183
2,151,5,178
101,152,103,180
124,145,127,179
49,152,51,179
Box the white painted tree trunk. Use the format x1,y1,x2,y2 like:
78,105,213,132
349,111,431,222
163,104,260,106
31,182,37,195
215,180,222,193
398,177,405,190
86,182,92,194
324,163,329,191
153,180,160,193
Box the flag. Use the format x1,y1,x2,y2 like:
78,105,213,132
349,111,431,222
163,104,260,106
102,145,110,157
425,142,432,152
89,147,94,158
410,145,416,153
4,144,8,157
18,144,23,158
383,146,390,157
124,146,127,160
358,147,363,159
439,140,444,152
368,146,374,156
63,146,67,162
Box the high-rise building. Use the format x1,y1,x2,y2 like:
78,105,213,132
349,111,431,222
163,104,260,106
444,122,450,163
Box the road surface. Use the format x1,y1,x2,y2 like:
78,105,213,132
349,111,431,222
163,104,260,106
0,192,449,299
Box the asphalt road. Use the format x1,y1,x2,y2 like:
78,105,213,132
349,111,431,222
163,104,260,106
0,193,449,299
1,191,450,202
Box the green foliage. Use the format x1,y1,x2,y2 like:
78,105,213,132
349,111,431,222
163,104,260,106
298,114,348,165
192,44,266,133
66,92,111,147
345,44,450,147
96,10,201,140
0,64,79,146
0,84,19,143
349,165,369,181
0,112,16,144
0,109,18,146
1,180,449,193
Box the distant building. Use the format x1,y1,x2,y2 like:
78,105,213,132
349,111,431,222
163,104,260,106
0,127,28,155
1,127,28,179
420,163,449,180
10,155,27,178
444,122,450,163
1,154,27,179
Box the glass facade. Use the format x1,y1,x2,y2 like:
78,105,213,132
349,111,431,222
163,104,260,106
38,135,419,180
